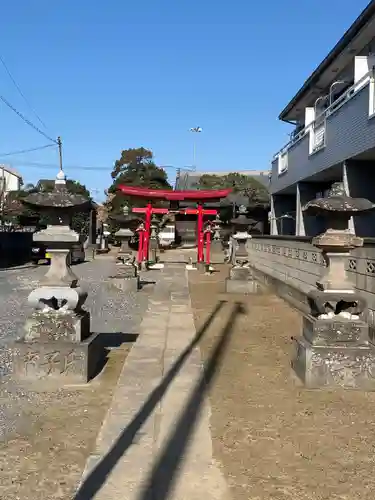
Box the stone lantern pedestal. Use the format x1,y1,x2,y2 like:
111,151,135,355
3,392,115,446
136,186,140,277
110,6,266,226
292,182,375,389
109,208,140,292
209,215,225,265
225,206,258,294
147,215,164,270
13,170,102,383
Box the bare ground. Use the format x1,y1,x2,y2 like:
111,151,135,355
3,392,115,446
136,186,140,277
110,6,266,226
0,344,131,500
189,265,375,500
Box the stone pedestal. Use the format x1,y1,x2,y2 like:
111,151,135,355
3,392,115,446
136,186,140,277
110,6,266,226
292,315,375,389
14,310,101,383
110,257,140,292
13,274,103,383
225,266,259,294
110,269,140,292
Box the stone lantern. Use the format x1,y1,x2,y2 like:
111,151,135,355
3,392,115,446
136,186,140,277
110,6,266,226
225,205,258,294
13,169,102,383
109,206,141,291
148,214,163,269
210,214,224,264
292,181,375,389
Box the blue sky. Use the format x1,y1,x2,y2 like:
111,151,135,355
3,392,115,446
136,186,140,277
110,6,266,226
0,0,370,200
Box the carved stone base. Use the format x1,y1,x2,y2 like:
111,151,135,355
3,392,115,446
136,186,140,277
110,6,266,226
13,332,103,383
225,277,259,294
230,266,252,281
24,310,91,343
292,336,375,390
112,264,137,279
302,315,369,346
110,276,140,292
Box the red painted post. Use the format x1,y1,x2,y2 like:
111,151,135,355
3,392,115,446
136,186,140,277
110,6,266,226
197,204,204,263
143,203,152,262
132,205,169,263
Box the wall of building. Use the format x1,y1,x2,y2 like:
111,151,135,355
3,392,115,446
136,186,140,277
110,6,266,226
270,194,296,235
345,159,375,237
271,84,375,193
296,182,329,236
1,171,21,192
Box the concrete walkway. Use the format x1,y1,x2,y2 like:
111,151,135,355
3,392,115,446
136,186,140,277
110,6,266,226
76,264,229,500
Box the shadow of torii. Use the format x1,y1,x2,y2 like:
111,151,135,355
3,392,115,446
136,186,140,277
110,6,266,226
75,299,236,500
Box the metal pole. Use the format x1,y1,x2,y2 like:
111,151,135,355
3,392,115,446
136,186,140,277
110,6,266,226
329,81,348,106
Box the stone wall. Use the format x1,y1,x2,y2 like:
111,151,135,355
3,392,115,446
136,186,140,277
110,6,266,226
247,235,375,340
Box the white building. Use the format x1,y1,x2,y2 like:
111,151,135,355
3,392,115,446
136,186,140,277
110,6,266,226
0,165,22,194
270,0,375,237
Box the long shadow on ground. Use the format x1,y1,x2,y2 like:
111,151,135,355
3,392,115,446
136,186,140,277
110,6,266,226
74,300,228,500
138,301,244,500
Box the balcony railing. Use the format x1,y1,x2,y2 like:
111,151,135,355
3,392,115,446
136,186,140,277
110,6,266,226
273,68,375,174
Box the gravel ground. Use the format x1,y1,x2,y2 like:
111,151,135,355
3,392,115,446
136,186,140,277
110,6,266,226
189,266,375,500
0,257,151,493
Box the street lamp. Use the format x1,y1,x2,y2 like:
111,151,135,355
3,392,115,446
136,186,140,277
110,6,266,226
189,127,202,170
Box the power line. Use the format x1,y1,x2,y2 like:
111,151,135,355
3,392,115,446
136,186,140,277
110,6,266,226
0,53,48,130
8,161,108,171
0,94,57,144
0,144,57,158
4,161,195,172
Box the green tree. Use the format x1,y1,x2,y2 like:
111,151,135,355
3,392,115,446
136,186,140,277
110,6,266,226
198,172,269,203
198,172,270,224
108,147,172,215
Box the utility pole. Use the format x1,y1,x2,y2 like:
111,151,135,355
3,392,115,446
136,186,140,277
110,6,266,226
57,136,63,171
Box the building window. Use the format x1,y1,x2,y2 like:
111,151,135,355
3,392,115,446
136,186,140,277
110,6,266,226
278,150,288,175
310,114,326,154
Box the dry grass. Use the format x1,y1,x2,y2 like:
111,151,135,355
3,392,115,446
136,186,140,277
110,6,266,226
0,345,131,500
189,265,375,500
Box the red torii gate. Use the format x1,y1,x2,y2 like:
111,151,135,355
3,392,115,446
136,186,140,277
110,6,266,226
117,185,231,264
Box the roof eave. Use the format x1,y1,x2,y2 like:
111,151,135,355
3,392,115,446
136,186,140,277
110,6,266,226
279,0,375,122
